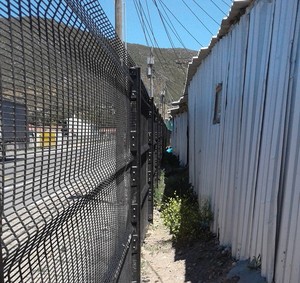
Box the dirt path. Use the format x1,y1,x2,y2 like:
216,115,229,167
141,210,237,283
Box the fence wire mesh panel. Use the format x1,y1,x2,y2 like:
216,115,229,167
0,0,167,282
141,89,152,246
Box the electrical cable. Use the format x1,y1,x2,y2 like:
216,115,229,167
152,0,178,53
220,0,231,8
192,0,220,25
137,0,153,45
135,0,173,72
158,0,203,48
133,0,177,84
156,1,188,50
180,0,214,36
209,0,228,16
129,0,229,103
133,0,151,46
144,0,154,38
136,0,166,59
152,0,192,76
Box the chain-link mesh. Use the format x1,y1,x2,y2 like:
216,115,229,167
0,0,168,282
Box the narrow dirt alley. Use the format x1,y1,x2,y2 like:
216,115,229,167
141,210,238,283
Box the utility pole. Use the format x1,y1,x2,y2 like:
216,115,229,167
115,0,122,40
147,48,154,98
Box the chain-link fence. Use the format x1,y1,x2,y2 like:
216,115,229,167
0,1,167,282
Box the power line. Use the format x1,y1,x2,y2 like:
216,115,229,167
152,0,193,79
158,0,203,48
127,0,231,102
144,0,155,38
133,0,151,46
151,0,194,76
140,0,177,69
134,0,166,58
209,0,228,16
131,2,185,92
156,0,188,50
133,0,180,88
152,0,178,52
137,0,157,47
180,0,214,36
192,0,220,26
221,0,231,8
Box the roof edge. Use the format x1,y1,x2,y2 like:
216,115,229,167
183,0,253,95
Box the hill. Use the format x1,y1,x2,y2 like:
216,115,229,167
127,43,197,110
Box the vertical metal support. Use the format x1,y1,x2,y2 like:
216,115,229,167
157,115,163,188
147,98,154,222
129,67,141,283
154,109,159,189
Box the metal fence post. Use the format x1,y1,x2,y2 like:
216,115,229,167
154,108,159,189
147,98,154,223
129,67,141,283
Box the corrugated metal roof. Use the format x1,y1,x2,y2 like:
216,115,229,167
170,94,188,116
183,0,253,95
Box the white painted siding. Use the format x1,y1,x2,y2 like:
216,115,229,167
171,112,188,166
179,0,300,282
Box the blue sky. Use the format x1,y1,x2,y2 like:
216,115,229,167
100,0,233,51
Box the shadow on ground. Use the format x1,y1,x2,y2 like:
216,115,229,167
158,153,267,283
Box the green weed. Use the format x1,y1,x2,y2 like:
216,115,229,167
161,191,213,244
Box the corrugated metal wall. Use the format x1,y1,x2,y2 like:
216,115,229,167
180,0,300,282
171,112,188,165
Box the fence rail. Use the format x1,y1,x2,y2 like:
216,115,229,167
0,0,167,282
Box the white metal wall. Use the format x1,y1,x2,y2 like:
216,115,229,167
171,112,188,166
186,0,300,282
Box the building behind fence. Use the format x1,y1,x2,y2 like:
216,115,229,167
171,0,300,282
0,0,167,282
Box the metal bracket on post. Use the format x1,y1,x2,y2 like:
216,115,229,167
132,234,138,253
131,130,137,152
131,165,137,187
148,188,152,201
131,90,137,101
148,132,152,145
148,151,152,164
148,171,152,184
131,204,138,224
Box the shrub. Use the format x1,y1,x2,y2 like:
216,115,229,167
161,191,213,244
159,152,214,244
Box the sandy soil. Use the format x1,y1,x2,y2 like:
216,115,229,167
141,210,239,283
